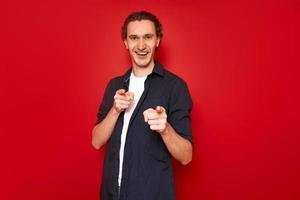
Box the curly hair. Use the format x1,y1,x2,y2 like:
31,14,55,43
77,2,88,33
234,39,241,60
121,11,163,40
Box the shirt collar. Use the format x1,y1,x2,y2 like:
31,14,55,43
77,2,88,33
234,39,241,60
122,60,165,84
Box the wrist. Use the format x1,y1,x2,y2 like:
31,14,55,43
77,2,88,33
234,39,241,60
110,107,121,116
160,122,171,137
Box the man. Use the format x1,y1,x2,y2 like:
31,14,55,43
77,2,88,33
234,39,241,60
92,11,193,200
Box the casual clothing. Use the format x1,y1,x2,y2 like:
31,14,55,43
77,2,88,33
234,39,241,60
118,73,147,186
96,61,193,200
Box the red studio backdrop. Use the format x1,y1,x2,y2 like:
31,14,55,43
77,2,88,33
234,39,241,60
1,0,300,199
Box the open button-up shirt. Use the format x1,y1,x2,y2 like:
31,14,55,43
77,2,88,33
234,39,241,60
96,61,193,200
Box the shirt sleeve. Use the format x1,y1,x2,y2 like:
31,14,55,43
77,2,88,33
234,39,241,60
167,79,193,146
95,79,115,125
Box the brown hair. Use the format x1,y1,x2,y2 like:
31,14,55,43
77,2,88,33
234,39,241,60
121,11,163,40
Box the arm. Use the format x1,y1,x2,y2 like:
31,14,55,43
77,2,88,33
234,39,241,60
143,106,193,165
92,89,134,150
92,107,121,150
160,122,193,165
144,80,193,165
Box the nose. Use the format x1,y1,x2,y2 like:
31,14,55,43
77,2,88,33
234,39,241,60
137,38,146,51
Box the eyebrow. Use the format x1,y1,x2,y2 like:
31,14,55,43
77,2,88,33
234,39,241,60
144,34,154,37
128,33,154,38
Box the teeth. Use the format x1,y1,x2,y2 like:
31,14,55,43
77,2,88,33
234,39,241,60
137,52,147,56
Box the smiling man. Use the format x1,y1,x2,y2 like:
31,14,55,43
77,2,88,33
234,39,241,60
92,11,193,200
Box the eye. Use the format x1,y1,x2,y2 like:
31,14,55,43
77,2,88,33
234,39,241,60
129,35,138,40
144,34,153,40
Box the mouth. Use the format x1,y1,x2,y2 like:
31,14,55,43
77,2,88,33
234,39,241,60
135,51,149,57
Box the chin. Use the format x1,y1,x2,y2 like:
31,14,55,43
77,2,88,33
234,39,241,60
134,59,151,68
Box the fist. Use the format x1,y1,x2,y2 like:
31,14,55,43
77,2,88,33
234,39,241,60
113,89,134,113
143,106,167,133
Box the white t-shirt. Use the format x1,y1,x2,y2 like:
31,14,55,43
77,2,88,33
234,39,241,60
118,72,147,187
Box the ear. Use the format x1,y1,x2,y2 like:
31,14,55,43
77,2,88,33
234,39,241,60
156,37,161,47
124,39,128,49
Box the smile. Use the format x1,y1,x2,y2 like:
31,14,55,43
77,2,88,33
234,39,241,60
135,52,148,56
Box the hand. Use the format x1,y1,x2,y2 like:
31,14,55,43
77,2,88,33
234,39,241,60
143,106,167,134
113,89,134,113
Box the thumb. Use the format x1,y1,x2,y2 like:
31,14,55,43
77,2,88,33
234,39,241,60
117,89,126,95
155,106,165,113
126,91,134,100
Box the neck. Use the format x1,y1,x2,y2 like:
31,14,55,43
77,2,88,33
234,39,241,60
132,60,155,77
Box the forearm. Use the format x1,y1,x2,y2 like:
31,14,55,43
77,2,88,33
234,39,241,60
160,122,193,165
92,107,120,150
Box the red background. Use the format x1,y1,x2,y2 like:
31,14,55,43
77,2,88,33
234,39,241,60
1,0,300,199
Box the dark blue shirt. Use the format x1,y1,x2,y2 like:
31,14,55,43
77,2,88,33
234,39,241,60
96,61,193,200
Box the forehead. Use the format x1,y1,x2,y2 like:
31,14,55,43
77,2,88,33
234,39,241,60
127,20,156,36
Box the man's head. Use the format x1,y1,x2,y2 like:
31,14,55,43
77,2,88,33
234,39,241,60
121,11,163,70
121,11,163,41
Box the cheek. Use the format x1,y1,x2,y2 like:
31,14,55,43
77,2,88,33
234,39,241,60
126,42,136,49
128,45,136,52
146,41,156,47
150,42,158,49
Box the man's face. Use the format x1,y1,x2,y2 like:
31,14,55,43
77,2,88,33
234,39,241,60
124,20,160,69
